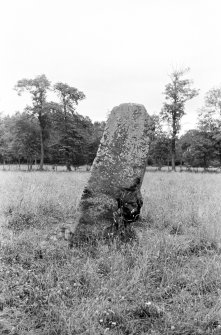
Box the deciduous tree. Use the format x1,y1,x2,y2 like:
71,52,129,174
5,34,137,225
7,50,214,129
148,115,171,169
15,74,51,170
161,68,198,171
205,87,221,113
180,129,215,169
13,112,40,169
53,82,85,170
198,88,221,166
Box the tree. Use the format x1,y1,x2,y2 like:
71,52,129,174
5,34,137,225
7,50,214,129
161,68,199,171
53,82,85,170
0,113,41,169
12,112,40,169
198,87,221,166
180,129,215,169
0,115,14,167
15,74,51,170
88,121,106,163
205,87,221,113
149,134,171,169
198,107,220,133
198,112,221,166
148,115,171,169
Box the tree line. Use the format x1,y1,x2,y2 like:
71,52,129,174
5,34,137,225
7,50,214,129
1,70,221,171
0,75,105,171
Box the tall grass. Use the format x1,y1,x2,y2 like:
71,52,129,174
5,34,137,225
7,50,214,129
1,171,221,334
142,173,221,240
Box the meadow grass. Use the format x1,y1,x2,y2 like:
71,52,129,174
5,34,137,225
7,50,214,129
1,171,221,334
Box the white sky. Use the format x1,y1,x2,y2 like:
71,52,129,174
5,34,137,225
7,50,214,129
1,0,221,132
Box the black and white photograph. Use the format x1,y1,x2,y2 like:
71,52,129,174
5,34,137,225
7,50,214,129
1,1,221,334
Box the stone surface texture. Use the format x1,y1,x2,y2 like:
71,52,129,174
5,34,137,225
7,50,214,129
72,103,152,242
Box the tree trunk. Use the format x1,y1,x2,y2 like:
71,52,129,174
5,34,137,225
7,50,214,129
66,160,71,171
171,137,176,171
39,127,44,170
30,158,33,171
167,157,170,171
219,146,221,168
157,158,162,171
171,117,176,171
180,156,183,172
63,99,71,172
18,158,21,170
3,159,5,170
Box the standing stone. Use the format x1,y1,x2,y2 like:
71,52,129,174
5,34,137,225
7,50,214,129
71,103,152,244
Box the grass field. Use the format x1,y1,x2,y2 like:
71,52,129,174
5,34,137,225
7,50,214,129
1,171,221,335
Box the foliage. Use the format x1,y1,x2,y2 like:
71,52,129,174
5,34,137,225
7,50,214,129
53,82,85,111
0,112,104,168
180,130,216,168
87,121,106,164
148,114,171,168
12,112,40,166
0,115,14,164
197,86,221,166
53,82,86,170
205,87,221,113
149,133,171,169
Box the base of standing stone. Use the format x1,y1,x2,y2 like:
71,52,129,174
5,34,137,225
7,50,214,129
69,187,143,247
69,221,139,248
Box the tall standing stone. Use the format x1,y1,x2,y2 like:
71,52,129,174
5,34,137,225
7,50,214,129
71,103,152,243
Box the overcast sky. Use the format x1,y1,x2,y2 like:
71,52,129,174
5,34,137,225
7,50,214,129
1,0,221,132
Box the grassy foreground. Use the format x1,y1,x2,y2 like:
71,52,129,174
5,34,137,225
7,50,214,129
1,171,221,334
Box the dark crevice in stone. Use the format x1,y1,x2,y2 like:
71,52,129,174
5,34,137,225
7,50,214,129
81,187,93,200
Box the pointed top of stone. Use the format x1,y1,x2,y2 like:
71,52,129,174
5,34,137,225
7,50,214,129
112,102,146,110
90,102,151,194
